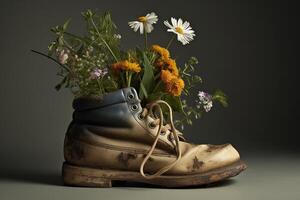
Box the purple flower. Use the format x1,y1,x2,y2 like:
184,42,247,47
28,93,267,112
197,91,213,112
90,68,108,80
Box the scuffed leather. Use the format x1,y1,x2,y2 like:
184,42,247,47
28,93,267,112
64,87,240,175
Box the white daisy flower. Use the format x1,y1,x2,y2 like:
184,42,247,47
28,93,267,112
128,12,158,34
164,18,195,45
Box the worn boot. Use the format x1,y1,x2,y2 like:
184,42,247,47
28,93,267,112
62,87,246,188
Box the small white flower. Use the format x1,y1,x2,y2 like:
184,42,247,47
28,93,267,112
114,34,122,39
88,46,94,52
203,101,213,112
57,49,69,64
197,91,213,112
198,91,206,100
128,12,158,34
164,18,195,45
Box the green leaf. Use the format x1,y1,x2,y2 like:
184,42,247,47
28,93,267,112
148,91,166,102
81,9,94,19
135,47,143,61
163,95,184,113
63,18,71,31
192,75,202,84
213,89,228,107
139,53,155,99
140,82,148,99
47,41,57,56
189,56,198,65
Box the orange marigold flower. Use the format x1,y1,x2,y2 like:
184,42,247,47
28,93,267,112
161,70,184,96
155,57,179,76
165,58,179,76
165,77,185,96
151,45,170,60
161,70,174,83
111,60,141,73
151,45,180,76
154,58,165,69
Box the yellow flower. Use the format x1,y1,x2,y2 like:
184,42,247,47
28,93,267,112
155,58,179,76
165,77,185,96
151,45,179,76
165,58,179,77
111,60,141,73
151,45,170,60
161,70,184,96
154,58,165,69
161,70,174,83
152,45,183,96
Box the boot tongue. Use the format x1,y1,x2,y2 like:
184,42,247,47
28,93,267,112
73,87,140,111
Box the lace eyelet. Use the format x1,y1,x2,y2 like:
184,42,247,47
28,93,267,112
160,131,166,136
148,122,156,129
138,113,144,120
127,94,134,100
131,104,138,111
168,134,175,141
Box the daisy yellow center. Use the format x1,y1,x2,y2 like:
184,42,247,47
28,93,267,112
175,27,184,34
138,16,147,22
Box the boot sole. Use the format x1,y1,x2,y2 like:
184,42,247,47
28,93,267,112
62,161,246,188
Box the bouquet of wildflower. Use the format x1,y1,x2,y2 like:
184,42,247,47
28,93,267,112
33,10,228,130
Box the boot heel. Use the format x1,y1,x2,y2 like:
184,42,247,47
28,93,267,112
62,162,112,188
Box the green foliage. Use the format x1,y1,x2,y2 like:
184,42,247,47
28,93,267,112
139,53,155,100
213,89,228,107
45,10,121,97
33,9,228,130
181,57,202,95
163,95,184,113
82,10,120,62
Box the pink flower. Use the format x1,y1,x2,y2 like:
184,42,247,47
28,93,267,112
90,68,108,80
57,49,69,64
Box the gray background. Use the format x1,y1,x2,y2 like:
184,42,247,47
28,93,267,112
0,0,299,199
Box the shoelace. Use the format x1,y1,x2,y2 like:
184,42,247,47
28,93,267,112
139,100,182,179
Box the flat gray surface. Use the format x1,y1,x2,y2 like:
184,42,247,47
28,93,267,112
1,154,299,200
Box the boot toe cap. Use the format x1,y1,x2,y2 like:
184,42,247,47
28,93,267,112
199,143,241,172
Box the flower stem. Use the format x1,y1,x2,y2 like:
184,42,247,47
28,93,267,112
30,49,70,72
110,76,118,89
125,71,129,87
97,79,103,95
166,35,176,49
120,72,126,87
64,32,86,41
128,72,133,87
144,31,148,49
152,80,162,93
89,17,119,62
62,39,77,54
154,72,161,80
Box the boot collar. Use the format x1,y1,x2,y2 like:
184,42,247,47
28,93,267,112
73,87,140,111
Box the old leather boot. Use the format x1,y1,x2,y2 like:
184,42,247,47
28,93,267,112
63,87,246,188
